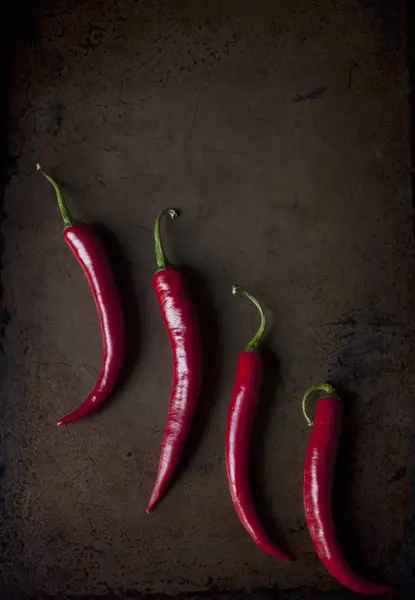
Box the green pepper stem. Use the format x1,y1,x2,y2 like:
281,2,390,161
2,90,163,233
154,208,179,270
232,285,266,352
302,382,338,426
37,164,73,228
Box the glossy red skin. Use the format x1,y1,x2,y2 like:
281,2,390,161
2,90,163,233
57,224,125,426
304,397,395,595
226,350,292,561
147,267,202,512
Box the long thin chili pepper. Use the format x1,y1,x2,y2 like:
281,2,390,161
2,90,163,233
37,164,125,426
147,208,203,512
302,383,396,595
225,286,292,561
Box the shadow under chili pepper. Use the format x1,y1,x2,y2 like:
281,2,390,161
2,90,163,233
91,224,142,402
328,381,392,583
171,265,223,478
250,345,293,558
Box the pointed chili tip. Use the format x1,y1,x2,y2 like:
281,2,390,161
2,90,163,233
279,554,294,563
147,488,162,512
57,414,73,426
263,545,293,562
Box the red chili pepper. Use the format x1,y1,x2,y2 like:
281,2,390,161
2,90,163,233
302,383,396,595
37,165,125,426
226,286,292,561
147,209,203,512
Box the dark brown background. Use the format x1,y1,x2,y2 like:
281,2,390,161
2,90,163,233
0,0,412,597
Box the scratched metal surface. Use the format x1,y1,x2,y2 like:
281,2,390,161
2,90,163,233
0,0,412,597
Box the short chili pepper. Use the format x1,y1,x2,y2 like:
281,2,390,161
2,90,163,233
302,383,396,595
225,286,292,561
37,165,125,426
147,209,203,512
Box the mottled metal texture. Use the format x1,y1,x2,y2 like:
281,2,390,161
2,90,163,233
0,0,412,598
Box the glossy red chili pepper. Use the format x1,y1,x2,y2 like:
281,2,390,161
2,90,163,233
37,165,125,426
147,209,202,512
302,383,396,595
226,286,292,561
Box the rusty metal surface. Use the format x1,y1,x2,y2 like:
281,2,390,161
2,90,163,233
0,0,412,597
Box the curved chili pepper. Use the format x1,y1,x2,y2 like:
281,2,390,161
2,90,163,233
226,286,292,561
37,165,125,426
302,383,396,595
147,209,203,512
